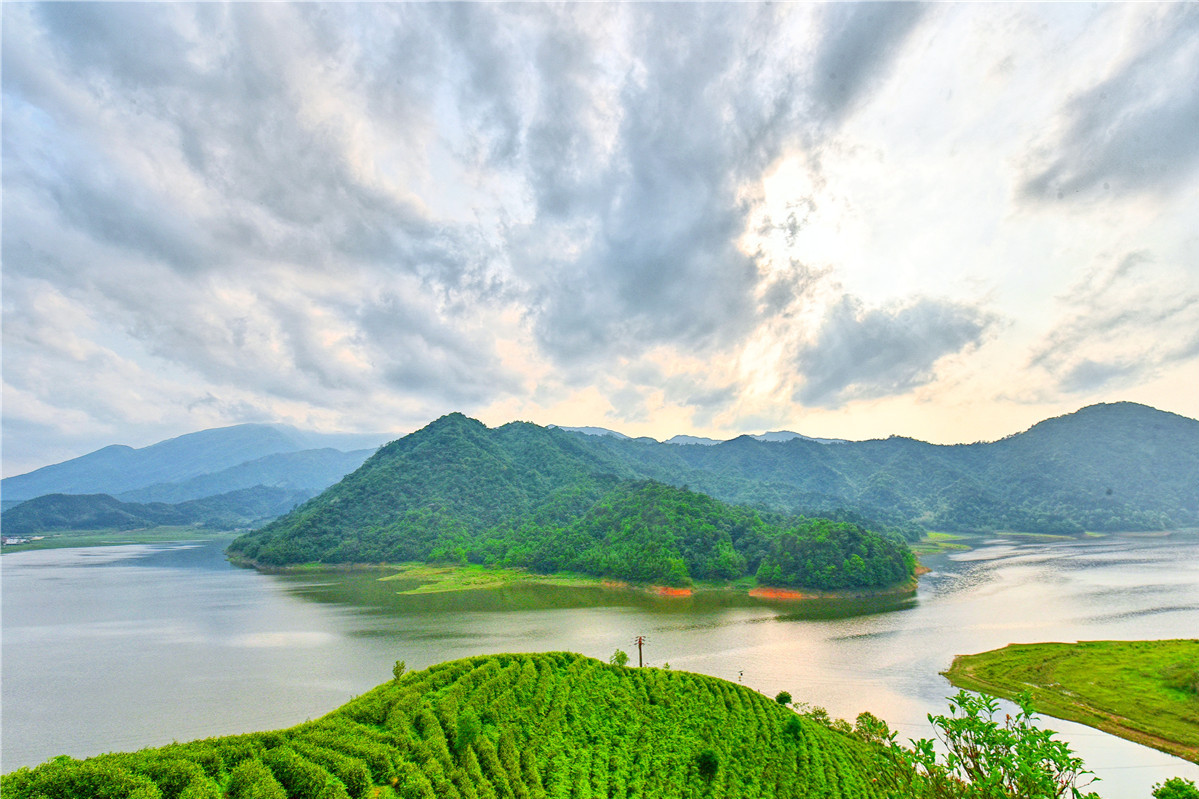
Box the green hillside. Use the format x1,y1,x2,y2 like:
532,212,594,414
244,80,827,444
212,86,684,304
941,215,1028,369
231,465,915,591
1,486,310,535
1,652,900,799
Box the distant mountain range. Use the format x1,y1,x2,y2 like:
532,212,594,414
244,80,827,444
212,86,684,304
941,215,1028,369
1,424,389,504
6,403,1197,540
557,426,847,446
0,424,393,533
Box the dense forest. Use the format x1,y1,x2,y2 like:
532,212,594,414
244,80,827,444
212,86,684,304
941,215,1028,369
0,652,901,799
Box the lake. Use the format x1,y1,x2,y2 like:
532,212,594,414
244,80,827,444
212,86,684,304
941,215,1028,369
3,531,1198,796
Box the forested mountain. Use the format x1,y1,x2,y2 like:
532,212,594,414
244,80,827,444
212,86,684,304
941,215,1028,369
0,652,901,799
1,486,310,535
230,404,1197,579
578,402,1199,533
1,424,387,502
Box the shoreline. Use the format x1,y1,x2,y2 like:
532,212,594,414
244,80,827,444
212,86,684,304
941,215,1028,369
231,557,919,602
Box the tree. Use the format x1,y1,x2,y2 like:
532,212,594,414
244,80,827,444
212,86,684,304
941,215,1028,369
1154,778,1199,799
891,690,1099,799
393,660,406,682
609,649,629,667
775,691,792,705
455,710,482,753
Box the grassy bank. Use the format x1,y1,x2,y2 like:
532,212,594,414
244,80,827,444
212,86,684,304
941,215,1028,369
252,559,917,602
910,531,972,555
0,526,233,553
944,639,1199,763
376,562,612,594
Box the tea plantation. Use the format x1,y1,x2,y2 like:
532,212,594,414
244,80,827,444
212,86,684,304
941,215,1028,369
2,652,900,799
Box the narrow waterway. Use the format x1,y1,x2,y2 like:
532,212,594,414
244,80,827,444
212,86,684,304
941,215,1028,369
3,531,1197,796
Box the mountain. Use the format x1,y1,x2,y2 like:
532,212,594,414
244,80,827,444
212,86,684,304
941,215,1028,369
576,402,1199,534
0,652,900,799
230,414,638,566
1,486,311,535
551,425,632,439
752,430,847,444
752,430,805,442
665,434,722,446
664,431,848,446
233,403,1198,574
2,424,389,503
229,415,916,589
117,448,375,504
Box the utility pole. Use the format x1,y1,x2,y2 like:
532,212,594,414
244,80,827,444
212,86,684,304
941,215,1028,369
633,635,647,667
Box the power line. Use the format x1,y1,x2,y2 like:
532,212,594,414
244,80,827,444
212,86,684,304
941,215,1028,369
632,635,647,667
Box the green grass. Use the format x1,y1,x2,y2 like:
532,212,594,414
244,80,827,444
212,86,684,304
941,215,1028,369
376,563,609,594
910,531,971,555
1,652,902,799
944,639,1199,762
0,527,234,553
307,561,915,601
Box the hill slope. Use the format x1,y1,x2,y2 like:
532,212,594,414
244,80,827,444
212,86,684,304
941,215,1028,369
230,437,916,591
0,652,899,799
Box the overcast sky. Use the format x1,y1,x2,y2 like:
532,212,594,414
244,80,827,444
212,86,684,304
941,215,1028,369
4,2,1198,476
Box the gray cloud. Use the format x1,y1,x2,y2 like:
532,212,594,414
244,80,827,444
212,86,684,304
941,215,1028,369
1028,251,1199,393
1021,5,1199,200
793,296,995,407
519,5,794,362
3,3,934,406
1057,359,1140,395
810,2,928,124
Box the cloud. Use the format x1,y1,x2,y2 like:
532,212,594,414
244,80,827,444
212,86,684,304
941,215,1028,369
1020,5,1199,200
3,2,1195,471
809,2,928,125
517,4,801,363
793,296,996,407
1028,251,1199,393
499,3,929,366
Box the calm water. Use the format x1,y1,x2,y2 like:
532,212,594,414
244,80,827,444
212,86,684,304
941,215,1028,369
3,532,1197,797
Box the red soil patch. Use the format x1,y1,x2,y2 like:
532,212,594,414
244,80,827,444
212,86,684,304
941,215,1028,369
748,586,812,600
653,586,693,597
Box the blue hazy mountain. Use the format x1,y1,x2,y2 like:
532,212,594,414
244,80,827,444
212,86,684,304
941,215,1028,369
2,424,390,503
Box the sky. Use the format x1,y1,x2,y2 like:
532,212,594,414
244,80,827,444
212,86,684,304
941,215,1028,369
3,2,1198,477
